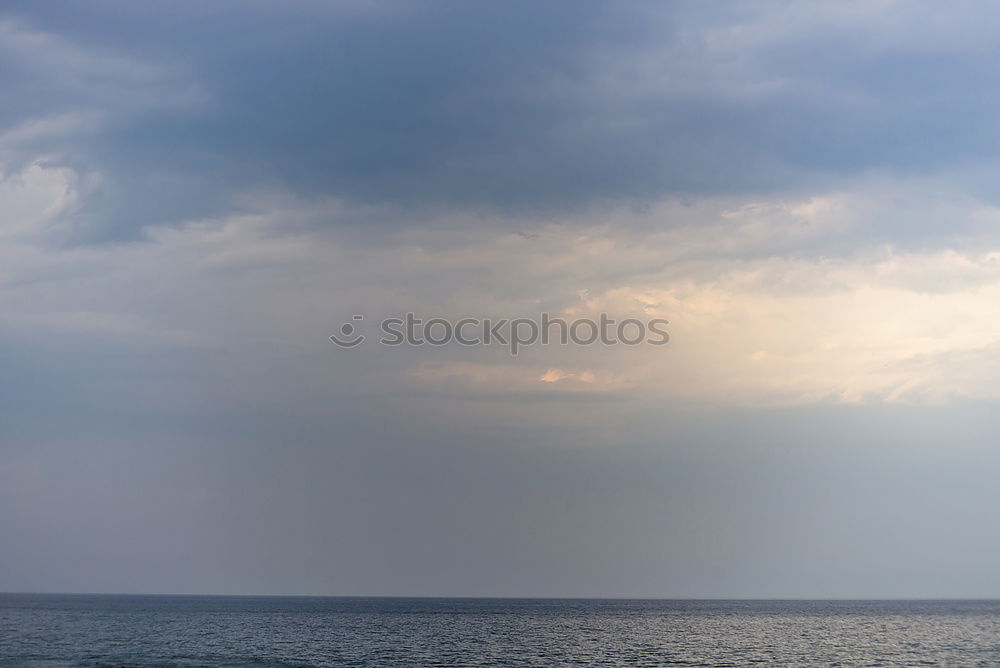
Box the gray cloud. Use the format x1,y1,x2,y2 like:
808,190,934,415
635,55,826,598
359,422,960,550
6,1,1000,242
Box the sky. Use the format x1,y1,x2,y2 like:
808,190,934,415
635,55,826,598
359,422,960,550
3,0,1000,598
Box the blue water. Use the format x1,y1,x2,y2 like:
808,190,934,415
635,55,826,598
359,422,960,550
2,595,1000,667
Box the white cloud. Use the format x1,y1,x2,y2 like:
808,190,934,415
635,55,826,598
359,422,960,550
6,172,1000,409
0,162,98,242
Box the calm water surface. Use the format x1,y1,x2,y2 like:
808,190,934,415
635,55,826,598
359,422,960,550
2,595,1000,667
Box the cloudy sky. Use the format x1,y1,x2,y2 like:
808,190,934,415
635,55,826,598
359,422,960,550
4,0,1000,598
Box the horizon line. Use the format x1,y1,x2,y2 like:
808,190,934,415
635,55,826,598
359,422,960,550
4,591,1000,602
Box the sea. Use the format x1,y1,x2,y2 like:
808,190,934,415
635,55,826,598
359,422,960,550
2,594,1000,667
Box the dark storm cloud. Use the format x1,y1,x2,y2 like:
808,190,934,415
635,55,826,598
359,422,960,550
6,1,1000,241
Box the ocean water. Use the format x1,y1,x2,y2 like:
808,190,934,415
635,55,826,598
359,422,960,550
2,595,1000,667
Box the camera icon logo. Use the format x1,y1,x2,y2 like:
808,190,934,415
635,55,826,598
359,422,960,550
329,315,366,348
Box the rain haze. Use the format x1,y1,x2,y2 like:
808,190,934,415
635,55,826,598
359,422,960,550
4,0,1000,599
